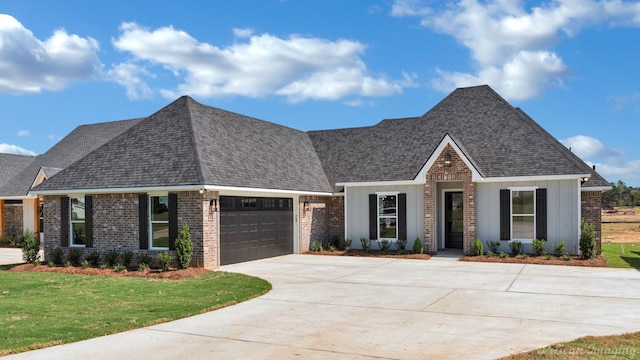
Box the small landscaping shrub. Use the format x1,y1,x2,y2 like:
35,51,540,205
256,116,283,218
123,250,134,268
99,263,109,270
329,245,337,252
175,224,193,269
105,250,120,266
545,254,553,260
509,240,522,256
579,219,596,259
86,250,100,266
499,252,508,258
157,251,171,272
395,237,408,253
113,264,126,272
413,237,424,254
47,261,55,267
138,253,152,267
311,240,323,252
360,237,371,251
472,238,483,256
138,262,150,271
50,247,65,266
531,238,547,256
344,238,352,252
81,260,90,269
486,251,494,257
563,254,572,261
486,240,501,254
553,241,567,257
63,261,71,268
68,247,82,266
21,230,40,264
377,239,391,252
329,235,342,250
521,253,529,259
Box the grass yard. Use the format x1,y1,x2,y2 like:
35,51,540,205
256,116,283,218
601,242,640,269
0,270,270,355
503,331,640,359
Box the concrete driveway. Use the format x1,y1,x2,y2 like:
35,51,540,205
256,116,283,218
0,247,23,265
4,254,640,359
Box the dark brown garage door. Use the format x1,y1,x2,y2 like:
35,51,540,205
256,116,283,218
220,196,293,265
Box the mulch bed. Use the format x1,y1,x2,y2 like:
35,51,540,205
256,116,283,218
460,254,607,267
306,249,606,267
304,249,431,260
7,263,212,280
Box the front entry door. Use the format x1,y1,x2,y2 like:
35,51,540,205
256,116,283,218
445,192,463,249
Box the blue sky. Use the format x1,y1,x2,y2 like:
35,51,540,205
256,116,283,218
0,0,639,186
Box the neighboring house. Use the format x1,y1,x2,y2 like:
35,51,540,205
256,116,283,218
0,119,142,243
29,85,609,268
0,153,35,240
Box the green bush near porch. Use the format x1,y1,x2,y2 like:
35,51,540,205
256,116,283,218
0,271,270,355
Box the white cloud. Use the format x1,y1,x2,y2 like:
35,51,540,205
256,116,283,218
233,28,253,38
559,134,640,184
561,135,623,159
0,14,102,94
0,143,36,156
111,22,408,102
392,0,640,100
17,130,30,137
608,92,640,111
107,63,153,100
391,0,432,17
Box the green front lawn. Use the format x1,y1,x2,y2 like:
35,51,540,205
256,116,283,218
602,242,640,269
503,331,640,359
0,271,270,355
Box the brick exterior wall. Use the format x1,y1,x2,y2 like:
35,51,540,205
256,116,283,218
329,196,345,240
200,191,219,269
424,144,477,254
43,191,220,269
299,195,344,251
3,204,24,240
581,191,602,253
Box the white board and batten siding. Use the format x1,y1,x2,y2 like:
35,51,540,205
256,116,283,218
345,185,424,249
475,179,581,254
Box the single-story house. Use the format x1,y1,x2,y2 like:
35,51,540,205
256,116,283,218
28,85,609,268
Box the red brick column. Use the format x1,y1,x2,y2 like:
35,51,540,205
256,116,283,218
581,191,602,252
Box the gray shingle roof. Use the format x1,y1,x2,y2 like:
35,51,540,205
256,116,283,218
35,96,333,193
0,154,35,188
0,118,142,196
31,85,609,194
309,85,609,190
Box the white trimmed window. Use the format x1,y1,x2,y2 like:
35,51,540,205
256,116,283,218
510,187,536,242
70,196,86,246
377,193,398,240
149,195,169,249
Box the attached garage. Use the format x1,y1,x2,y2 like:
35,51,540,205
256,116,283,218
219,196,294,265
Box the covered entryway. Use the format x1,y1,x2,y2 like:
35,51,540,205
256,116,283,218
219,196,293,265
444,191,463,249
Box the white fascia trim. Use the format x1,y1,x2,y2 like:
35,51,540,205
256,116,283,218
30,185,204,196
337,180,422,188
31,184,334,197
0,195,35,200
581,186,612,192
205,185,333,196
30,168,48,190
480,174,592,183
415,134,483,182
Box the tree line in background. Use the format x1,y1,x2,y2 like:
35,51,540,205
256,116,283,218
602,180,640,209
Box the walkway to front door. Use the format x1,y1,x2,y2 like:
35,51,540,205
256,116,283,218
445,191,463,249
